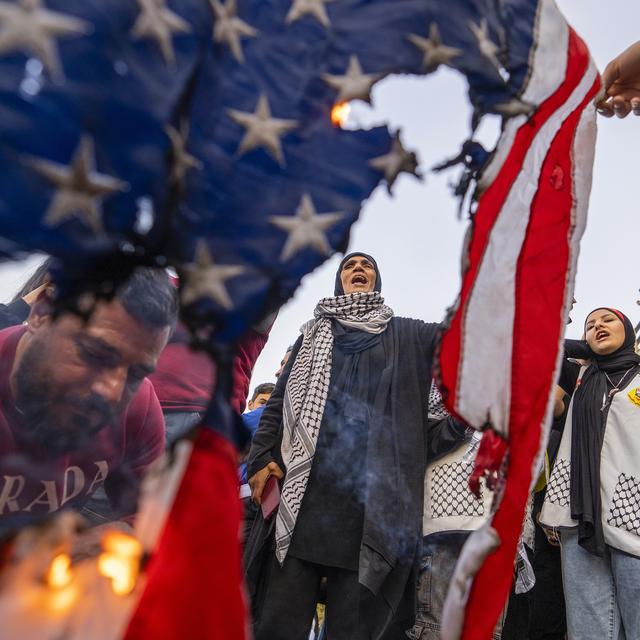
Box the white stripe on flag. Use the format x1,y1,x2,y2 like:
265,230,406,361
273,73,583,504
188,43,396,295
456,61,598,432
479,0,570,192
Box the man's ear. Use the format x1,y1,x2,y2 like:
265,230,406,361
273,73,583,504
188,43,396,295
26,289,54,332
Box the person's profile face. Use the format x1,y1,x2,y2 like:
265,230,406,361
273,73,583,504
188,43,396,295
248,392,271,411
275,351,291,378
585,309,626,356
340,255,376,295
14,300,170,452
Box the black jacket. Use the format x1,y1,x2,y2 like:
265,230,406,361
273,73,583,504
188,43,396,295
245,317,465,635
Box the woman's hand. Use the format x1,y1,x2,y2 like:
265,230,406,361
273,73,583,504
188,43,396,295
249,461,284,505
536,512,560,547
598,41,640,118
553,386,566,419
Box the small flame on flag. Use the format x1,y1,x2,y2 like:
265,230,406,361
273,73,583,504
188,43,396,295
46,553,73,589
98,531,143,596
331,102,351,128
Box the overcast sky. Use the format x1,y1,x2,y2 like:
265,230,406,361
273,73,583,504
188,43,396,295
0,1,637,403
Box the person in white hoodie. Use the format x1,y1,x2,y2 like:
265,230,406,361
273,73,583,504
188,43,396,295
541,308,640,640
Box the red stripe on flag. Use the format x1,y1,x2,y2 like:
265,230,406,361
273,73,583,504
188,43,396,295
124,429,247,640
460,43,601,640
438,31,591,419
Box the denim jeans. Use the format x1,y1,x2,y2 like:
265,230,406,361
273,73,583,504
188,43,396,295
561,528,640,640
406,533,503,640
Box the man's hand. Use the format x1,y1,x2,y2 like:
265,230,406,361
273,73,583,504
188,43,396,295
249,461,284,505
598,41,640,118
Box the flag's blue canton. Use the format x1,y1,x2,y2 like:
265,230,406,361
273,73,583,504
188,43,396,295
0,0,542,341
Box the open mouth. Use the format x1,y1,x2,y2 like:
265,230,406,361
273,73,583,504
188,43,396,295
351,274,367,286
596,330,609,341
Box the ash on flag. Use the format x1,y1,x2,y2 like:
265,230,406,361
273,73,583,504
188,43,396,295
0,1,602,640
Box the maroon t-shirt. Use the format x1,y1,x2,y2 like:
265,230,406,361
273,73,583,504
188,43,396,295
149,338,216,414
150,325,270,415
0,326,165,521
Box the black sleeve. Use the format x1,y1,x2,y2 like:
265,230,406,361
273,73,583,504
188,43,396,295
415,320,441,361
554,339,589,394
547,395,570,468
425,376,467,462
564,339,590,360
558,358,580,395
426,416,467,462
246,335,302,478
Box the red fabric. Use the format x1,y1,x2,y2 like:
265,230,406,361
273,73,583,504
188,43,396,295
455,33,601,639
124,428,247,640
0,325,165,518
468,429,508,497
230,328,269,414
150,325,270,415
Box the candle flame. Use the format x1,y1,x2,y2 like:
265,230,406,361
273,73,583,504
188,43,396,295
331,102,351,128
98,531,142,596
46,553,72,589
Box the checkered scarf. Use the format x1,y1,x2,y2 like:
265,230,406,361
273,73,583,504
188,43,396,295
275,291,393,564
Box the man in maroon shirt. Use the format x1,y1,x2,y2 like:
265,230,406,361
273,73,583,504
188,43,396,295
0,268,177,535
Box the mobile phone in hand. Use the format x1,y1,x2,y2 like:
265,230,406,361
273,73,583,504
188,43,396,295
261,475,280,520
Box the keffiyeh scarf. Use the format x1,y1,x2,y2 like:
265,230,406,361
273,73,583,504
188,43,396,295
275,291,393,563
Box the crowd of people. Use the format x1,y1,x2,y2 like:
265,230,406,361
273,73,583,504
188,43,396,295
0,39,637,640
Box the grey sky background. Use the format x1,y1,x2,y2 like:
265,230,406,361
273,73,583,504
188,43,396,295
0,1,637,403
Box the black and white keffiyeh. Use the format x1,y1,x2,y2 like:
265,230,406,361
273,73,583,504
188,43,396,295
275,291,393,563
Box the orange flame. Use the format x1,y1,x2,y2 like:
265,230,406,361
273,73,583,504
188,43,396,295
98,531,142,596
331,102,351,128
46,553,73,589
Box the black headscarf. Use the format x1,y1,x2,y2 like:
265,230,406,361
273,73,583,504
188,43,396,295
333,252,382,296
570,308,640,556
332,252,383,354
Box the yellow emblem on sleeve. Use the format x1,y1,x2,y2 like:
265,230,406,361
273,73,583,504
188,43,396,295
628,388,640,408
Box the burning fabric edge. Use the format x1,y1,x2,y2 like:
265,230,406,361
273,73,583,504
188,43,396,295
0,428,247,640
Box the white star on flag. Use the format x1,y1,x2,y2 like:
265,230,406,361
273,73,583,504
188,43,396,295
407,23,461,73
166,120,202,188
210,0,257,64
29,135,128,234
322,55,383,104
0,0,90,80
285,0,334,28
181,241,245,310
493,98,534,118
368,131,421,194
131,0,191,65
270,193,343,261
227,94,297,167
469,19,503,76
